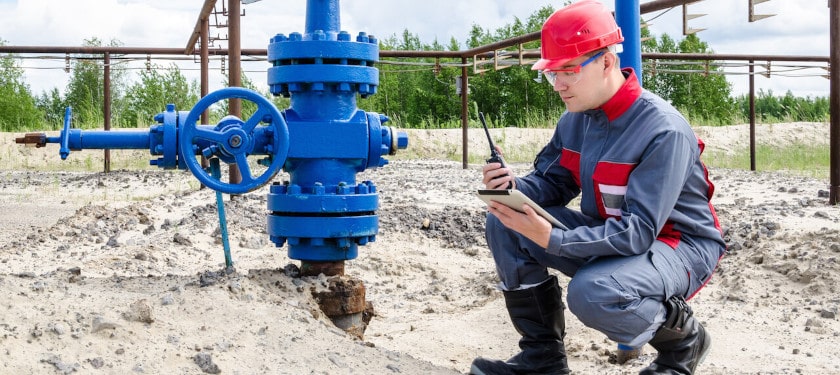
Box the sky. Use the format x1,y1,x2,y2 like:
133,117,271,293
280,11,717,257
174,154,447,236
0,0,832,103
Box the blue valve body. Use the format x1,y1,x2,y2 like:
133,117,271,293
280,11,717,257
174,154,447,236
264,0,406,262
37,0,409,264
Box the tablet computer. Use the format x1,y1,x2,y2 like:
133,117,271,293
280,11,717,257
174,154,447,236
476,189,568,230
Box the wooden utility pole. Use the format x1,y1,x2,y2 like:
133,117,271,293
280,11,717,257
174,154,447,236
830,0,839,204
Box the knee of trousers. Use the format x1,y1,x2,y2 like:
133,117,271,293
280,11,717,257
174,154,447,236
485,213,519,256
566,269,658,339
566,272,638,329
566,273,619,328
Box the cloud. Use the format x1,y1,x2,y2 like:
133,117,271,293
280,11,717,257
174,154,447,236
0,0,831,98
630,0,830,96
337,0,546,48
645,0,829,56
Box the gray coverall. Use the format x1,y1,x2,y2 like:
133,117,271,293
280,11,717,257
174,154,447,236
486,70,726,348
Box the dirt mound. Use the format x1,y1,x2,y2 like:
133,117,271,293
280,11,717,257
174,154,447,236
0,127,838,373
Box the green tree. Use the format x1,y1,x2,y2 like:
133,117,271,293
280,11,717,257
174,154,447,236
0,39,44,131
64,37,129,128
640,27,678,98
738,89,828,122
466,6,561,127
211,72,275,123
123,63,200,127
447,37,460,52
35,88,66,129
360,6,559,128
370,29,463,127
642,33,735,125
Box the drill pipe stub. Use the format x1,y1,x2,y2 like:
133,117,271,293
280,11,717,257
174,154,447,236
300,261,345,277
310,274,370,339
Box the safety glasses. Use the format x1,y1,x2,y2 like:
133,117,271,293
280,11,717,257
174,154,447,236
542,51,605,86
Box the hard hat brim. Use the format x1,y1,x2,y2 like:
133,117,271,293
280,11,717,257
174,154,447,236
532,57,575,71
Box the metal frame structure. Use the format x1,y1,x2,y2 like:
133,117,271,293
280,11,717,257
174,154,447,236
1,0,837,203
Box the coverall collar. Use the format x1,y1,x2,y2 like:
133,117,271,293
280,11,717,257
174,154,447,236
597,68,642,122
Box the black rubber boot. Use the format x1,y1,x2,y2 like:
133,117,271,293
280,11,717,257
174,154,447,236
469,276,570,375
639,297,711,375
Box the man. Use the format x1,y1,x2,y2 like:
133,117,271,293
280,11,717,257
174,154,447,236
470,1,726,374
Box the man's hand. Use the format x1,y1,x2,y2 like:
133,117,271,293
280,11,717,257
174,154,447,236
482,162,515,190
487,201,551,249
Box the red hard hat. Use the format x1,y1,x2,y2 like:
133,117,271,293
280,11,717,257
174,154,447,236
532,0,624,71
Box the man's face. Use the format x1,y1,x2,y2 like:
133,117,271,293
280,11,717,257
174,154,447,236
548,52,605,112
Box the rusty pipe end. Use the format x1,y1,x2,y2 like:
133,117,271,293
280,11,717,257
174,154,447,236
300,260,345,277
15,133,47,147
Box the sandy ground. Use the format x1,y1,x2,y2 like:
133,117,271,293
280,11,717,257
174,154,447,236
0,122,838,374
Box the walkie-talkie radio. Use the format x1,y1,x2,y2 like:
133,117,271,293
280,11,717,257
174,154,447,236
479,112,512,189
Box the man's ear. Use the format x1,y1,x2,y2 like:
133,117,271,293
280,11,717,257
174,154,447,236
603,52,616,72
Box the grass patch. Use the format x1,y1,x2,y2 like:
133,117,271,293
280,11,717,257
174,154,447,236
703,142,830,179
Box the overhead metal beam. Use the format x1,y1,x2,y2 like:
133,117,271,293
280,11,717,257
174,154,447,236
643,52,828,62
0,48,829,66
0,45,268,56
178,0,695,58
749,0,776,22
640,0,705,14
186,0,218,55
683,3,707,35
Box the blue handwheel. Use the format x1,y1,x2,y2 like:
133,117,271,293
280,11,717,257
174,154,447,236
180,87,289,194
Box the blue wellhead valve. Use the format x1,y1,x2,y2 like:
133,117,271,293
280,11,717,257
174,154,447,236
14,0,410,268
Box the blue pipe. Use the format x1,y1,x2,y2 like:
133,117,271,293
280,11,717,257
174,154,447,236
614,1,644,355
52,129,152,150
614,0,642,86
305,0,340,37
